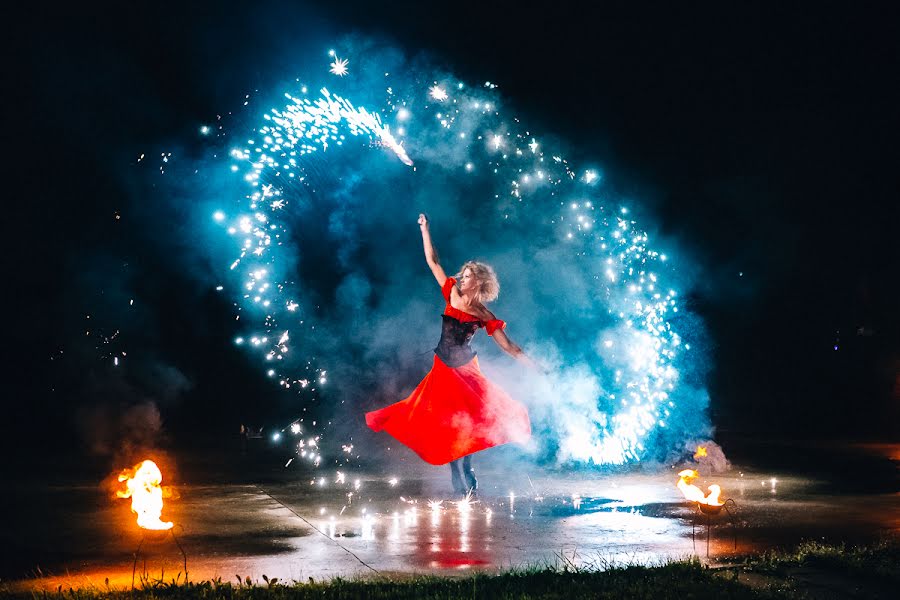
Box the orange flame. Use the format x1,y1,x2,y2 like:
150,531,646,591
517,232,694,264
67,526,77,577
676,469,724,506
116,460,174,530
694,446,708,459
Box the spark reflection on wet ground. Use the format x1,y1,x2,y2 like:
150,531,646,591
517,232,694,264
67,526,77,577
6,443,898,591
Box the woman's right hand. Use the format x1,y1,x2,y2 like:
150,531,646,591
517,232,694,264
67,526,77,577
418,213,428,228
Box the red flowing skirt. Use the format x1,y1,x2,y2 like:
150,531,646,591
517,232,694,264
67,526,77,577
365,355,531,465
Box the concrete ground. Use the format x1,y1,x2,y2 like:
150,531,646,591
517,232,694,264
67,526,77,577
4,442,898,592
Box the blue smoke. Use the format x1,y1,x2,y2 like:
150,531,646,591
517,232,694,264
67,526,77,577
181,37,712,467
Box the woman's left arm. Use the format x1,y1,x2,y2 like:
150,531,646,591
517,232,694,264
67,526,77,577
491,328,536,368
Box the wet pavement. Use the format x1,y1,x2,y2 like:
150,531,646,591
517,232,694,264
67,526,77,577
4,442,898,591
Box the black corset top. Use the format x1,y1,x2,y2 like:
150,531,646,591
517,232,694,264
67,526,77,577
434,314,481,367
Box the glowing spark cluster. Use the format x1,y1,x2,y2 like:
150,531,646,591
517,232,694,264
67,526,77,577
212,47,697,466
215,88,418,425
329,57,349,77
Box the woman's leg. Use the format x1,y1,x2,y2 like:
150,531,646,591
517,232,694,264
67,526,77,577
449,460,465,494
462,455,477,492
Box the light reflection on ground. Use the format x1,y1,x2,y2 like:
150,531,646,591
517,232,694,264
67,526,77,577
5,443,899,591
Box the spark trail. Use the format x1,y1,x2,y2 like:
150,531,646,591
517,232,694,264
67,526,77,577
212,49,703,467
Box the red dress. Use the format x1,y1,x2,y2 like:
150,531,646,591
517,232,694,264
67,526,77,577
365,278,532,465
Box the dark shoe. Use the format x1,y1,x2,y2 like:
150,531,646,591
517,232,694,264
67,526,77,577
463,468,478,493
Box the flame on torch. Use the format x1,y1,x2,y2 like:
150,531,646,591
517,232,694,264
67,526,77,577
676,469,723,506
116,460,174,530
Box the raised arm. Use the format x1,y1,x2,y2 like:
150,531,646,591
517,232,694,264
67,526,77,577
418,214,448,286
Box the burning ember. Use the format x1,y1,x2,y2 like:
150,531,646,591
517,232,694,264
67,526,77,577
677,469,724,507
116,460,174,530
693,445,708,459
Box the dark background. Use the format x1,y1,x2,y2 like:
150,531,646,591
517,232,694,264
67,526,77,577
6,1,897,471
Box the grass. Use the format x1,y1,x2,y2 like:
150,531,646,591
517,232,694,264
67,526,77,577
7,541,898,599
751,538,900,584
7,560,789,600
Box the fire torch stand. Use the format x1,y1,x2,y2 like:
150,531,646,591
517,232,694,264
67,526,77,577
692,498,738,558
131,526,188,589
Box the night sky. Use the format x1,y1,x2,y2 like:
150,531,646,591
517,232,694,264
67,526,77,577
8,1,898,471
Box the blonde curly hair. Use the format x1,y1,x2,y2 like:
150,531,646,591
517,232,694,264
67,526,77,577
455,260,500,303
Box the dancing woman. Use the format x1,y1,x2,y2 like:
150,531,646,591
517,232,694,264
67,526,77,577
366,214,532,494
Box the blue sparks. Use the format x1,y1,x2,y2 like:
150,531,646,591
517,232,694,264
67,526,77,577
207,45,708,467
